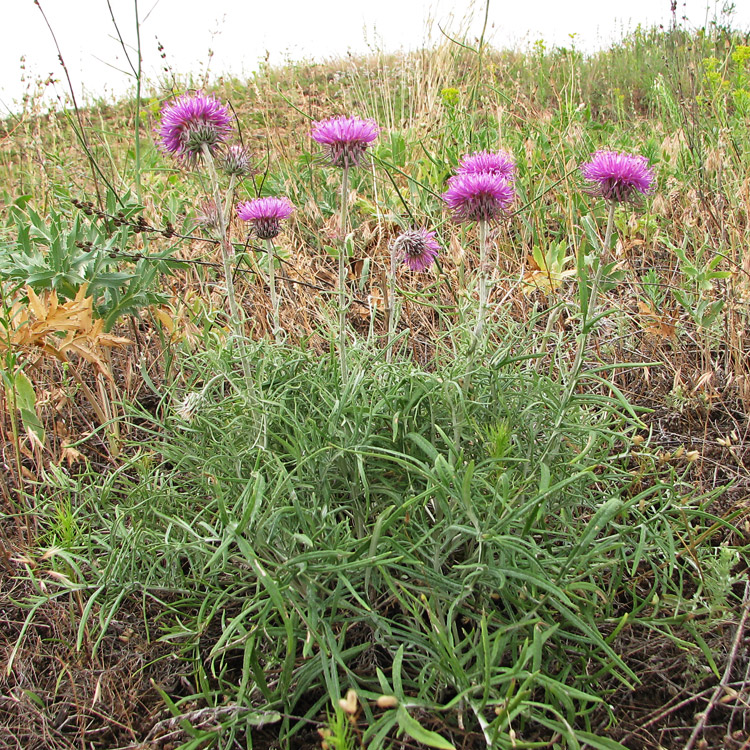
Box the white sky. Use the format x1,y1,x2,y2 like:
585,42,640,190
2,0,748,112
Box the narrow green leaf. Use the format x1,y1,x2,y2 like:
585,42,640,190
396,706,455,750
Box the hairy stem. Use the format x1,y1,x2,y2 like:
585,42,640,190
223,174,237,228
266,239,281,342
201,145,254,390
386,240,398,364
472,219,490,349
339,166,349,383
544,200,616,460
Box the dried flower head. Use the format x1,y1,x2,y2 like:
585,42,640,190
236,197,295,240
221,144,254,177
457,150,517,181
580,150,655,203
196,200,223,234
392,228,440,272
158,92,233,163
442,172,516,223
175,391,203,423
311,115,379,168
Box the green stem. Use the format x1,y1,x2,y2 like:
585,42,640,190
545,200,616,460
339,166,349,383
472,219,490,349
201,145,254,388
266,238,281,342
223,174,237,228
386,240,398,364
583,200,615,329
462,221,489,432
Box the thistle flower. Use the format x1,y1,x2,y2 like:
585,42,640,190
580,150,655,203
442,172,516,223
311,115,379,168
392,229,440,272
237,197,295,240
158,92,233,163
221,144,254,177
457,150,517,181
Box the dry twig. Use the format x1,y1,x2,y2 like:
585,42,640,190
684,578,750,750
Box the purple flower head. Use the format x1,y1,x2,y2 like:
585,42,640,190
237,197,295,240
442,172,516,224
457,150,517,181
580,150,655,203
311,116,379,168
392,228,440,272
158,92,233,163
221,144,254,177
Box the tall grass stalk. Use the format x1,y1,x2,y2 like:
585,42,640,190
105,0,145,201
469,0,491,107
132,0,143,203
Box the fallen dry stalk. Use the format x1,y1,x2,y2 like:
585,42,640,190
684,577,750,750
